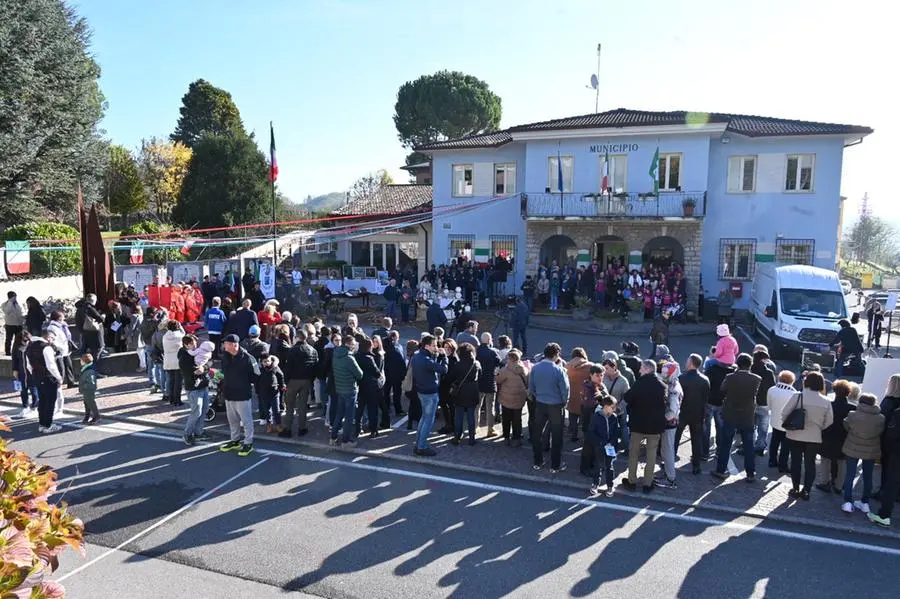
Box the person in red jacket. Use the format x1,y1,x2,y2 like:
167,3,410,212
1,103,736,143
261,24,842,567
257,300,283,341
170,284,186,324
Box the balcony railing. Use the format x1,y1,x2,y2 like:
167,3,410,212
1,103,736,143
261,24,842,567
521,191,706,219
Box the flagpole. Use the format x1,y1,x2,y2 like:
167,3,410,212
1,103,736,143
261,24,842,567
595,43,601,113
270,121,277,269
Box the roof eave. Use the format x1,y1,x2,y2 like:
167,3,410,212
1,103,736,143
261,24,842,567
509,123,728,141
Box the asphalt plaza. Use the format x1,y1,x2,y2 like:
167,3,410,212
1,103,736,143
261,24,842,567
8,410,900,599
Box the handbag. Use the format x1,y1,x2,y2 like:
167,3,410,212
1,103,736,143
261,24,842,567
449,361,475,398
376,366,386,390
401,363,413,393
782,393,806,431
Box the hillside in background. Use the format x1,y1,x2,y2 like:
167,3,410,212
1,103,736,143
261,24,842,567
301,192,346,213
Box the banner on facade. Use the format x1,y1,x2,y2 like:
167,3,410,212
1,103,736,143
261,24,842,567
576,249,591,269
5,241,30,275
473,242,490,264
628,250,642,268
258,262,276,299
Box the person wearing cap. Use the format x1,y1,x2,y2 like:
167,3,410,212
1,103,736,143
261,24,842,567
601,351,631,452
711,323,739,368
219,334,260,456
621,359,667,493
655,360,683,489
750,348,777,456
240,325,269,363
257,300,283,341
712,353,761,482
620,342,642,377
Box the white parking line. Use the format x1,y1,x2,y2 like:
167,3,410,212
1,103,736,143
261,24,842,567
736,325,757,349
50,419,900,557
57,456,270,582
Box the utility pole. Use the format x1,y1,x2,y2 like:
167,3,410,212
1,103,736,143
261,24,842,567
595,43,602,113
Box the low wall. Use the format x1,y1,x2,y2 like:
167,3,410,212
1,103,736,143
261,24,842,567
0,275,83,303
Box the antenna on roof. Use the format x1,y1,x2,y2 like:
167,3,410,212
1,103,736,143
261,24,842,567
859,192,871,217
584,44,602,113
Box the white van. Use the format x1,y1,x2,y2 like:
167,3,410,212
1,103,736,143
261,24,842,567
750,264,850,358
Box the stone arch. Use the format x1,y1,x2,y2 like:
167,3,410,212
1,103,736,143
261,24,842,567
593,235,627,269
540,234,578,268
642,236,684,268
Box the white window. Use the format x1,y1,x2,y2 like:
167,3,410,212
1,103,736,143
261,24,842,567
719,238,756,280
776,238,815,265
784,154,815,192
601,154,628,193
658,153,681,191
548,156,574,193
452,164,473,196
494,163,516,195
727,156,756,193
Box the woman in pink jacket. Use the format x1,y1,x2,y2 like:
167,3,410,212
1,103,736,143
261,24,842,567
711,323,739,367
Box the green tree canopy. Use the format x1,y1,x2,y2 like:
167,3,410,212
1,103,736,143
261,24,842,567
349,169,393,204
0,0,107,226
172,132,271,231
843,214,897,265
113,220,183,266
105,145,148,217
393,70,502,149
170,79,245,149
2,222,81,275
138,137,192,219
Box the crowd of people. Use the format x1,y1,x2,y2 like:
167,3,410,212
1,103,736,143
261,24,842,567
6,267,900,530
528,260,689,320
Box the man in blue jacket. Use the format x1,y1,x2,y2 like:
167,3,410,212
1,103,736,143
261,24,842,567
204,297,227,357
383,279,399,319
219,334,261,457
528,343,570,472
224,298,258,340
426,301,448,334
410,334,448,456
509,296,530,356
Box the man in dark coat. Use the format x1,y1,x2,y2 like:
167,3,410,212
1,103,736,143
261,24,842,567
382,331,408,424
476,333,502,436
676,353,711,474
426,301,448,334
713,353,761,481
509,297,530,355
704,360,737,461
622,359,667,492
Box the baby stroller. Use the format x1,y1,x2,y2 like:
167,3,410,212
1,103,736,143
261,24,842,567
205,368,225,422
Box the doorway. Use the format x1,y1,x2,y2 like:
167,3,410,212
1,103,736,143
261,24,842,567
594,236,627,269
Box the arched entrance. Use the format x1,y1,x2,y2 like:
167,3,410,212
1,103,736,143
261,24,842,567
643,236,684,268
540,235,578,268
594,235,627,269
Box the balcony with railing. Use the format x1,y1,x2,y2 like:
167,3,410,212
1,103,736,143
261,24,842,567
521,191,706,219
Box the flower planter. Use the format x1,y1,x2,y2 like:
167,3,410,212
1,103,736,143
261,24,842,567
683,204,695,217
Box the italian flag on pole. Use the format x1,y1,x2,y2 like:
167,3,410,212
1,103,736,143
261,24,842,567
601,151,610,192
269,122,278,182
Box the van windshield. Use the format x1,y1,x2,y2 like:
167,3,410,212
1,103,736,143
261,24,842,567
780,289,846,318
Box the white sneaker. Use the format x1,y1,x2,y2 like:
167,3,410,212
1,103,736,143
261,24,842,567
18,408,32,419
854,500,870,513
841,501,854,513
38,426,48,434
46,424,62,433
256,419,267,426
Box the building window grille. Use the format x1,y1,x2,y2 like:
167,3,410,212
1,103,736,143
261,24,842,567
776,238,815,265
719,238,756,281
448,234,475,262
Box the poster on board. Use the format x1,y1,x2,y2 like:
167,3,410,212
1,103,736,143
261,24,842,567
258,262,276,299
861,357,900,397
118,266,161,294
168,262,204,284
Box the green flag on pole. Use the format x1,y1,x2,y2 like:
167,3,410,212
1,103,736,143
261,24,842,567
648,147,660,194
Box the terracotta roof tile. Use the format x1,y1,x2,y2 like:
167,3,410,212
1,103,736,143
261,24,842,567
333,184,432,216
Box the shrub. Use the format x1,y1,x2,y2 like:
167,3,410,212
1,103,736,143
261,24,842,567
113,220,183,265
1,223,81,275
0,418,85,597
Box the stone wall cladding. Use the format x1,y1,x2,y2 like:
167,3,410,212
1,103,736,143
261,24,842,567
526,220,704,312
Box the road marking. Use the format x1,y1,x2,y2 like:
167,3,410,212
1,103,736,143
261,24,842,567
269,450,900,556
57,456,270,582
42,415,900,556
392,415,409,429
736,325,757,349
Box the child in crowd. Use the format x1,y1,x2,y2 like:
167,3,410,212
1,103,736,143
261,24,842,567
711,323,740,367
589,394,619,498
257,354,285,433
78,353,100,424
702,345,717,370
190,340,216,370
12,332,38,418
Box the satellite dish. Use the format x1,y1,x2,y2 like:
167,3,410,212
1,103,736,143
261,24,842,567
590,74,599,89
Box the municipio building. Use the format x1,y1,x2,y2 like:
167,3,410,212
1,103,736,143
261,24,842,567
416,108,872,312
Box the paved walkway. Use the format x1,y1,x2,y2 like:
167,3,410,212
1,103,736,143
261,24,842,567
4,371,896,541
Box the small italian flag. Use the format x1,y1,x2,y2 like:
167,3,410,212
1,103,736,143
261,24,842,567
129,241,144,264
180,239,195,256
5,241,30,275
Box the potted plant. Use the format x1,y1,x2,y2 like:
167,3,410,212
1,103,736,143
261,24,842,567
682,196,697,216
638,192,657,200
572,294,593,320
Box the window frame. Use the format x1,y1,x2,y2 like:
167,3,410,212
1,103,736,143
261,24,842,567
448,234,475,262
547,155,574,193
601,154,628,194
775,238,815,265
718,238,757,281
727,155,757,193
490,234,517,261
658,153,682,191
452,164,474,197
784,154,815,193
494,162,516,196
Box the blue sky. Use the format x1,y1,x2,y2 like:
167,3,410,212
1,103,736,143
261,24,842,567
75,0,889,218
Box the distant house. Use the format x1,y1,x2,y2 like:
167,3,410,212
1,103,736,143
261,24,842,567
401,161,432,185
306,184,432,281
